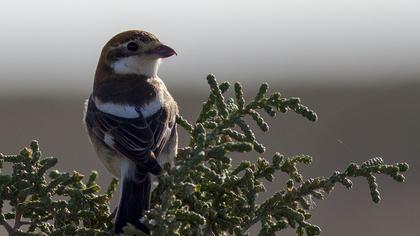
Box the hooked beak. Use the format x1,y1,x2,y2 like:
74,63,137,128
146,44,177,58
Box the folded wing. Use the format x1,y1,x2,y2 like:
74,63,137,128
85,97,175,175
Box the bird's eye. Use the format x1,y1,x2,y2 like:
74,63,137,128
127,42,139,52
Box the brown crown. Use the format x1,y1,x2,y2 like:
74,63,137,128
105,30,160,48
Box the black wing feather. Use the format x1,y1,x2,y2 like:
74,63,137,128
85,97,175,175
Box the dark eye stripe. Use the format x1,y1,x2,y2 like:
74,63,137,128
127,42,139,52
107,48,125,61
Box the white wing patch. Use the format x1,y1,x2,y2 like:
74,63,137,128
103,133,115,146
139,93,163,118
94,93,163,119
95,99,139,118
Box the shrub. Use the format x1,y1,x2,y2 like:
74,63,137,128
0,75,408,235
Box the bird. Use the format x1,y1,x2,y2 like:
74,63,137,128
83,30,178,235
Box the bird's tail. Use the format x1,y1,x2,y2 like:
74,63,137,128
114,166,151,235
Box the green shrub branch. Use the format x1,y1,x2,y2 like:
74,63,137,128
0,74,408,236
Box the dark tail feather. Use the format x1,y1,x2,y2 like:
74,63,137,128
114,170,151,235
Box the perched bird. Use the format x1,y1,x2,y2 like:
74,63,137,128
84,30,178,234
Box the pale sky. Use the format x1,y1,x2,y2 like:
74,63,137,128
1,0,419,93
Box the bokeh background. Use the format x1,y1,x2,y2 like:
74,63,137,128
1,1,419,235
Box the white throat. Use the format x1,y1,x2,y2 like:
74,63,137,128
111,56,161,77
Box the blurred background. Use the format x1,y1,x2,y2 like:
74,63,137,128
0,0,419,235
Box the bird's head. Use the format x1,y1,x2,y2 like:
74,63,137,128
96,30,176,79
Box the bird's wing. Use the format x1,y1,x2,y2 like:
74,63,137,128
85,97,176,175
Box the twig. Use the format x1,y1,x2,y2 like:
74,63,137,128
1,220,13,234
